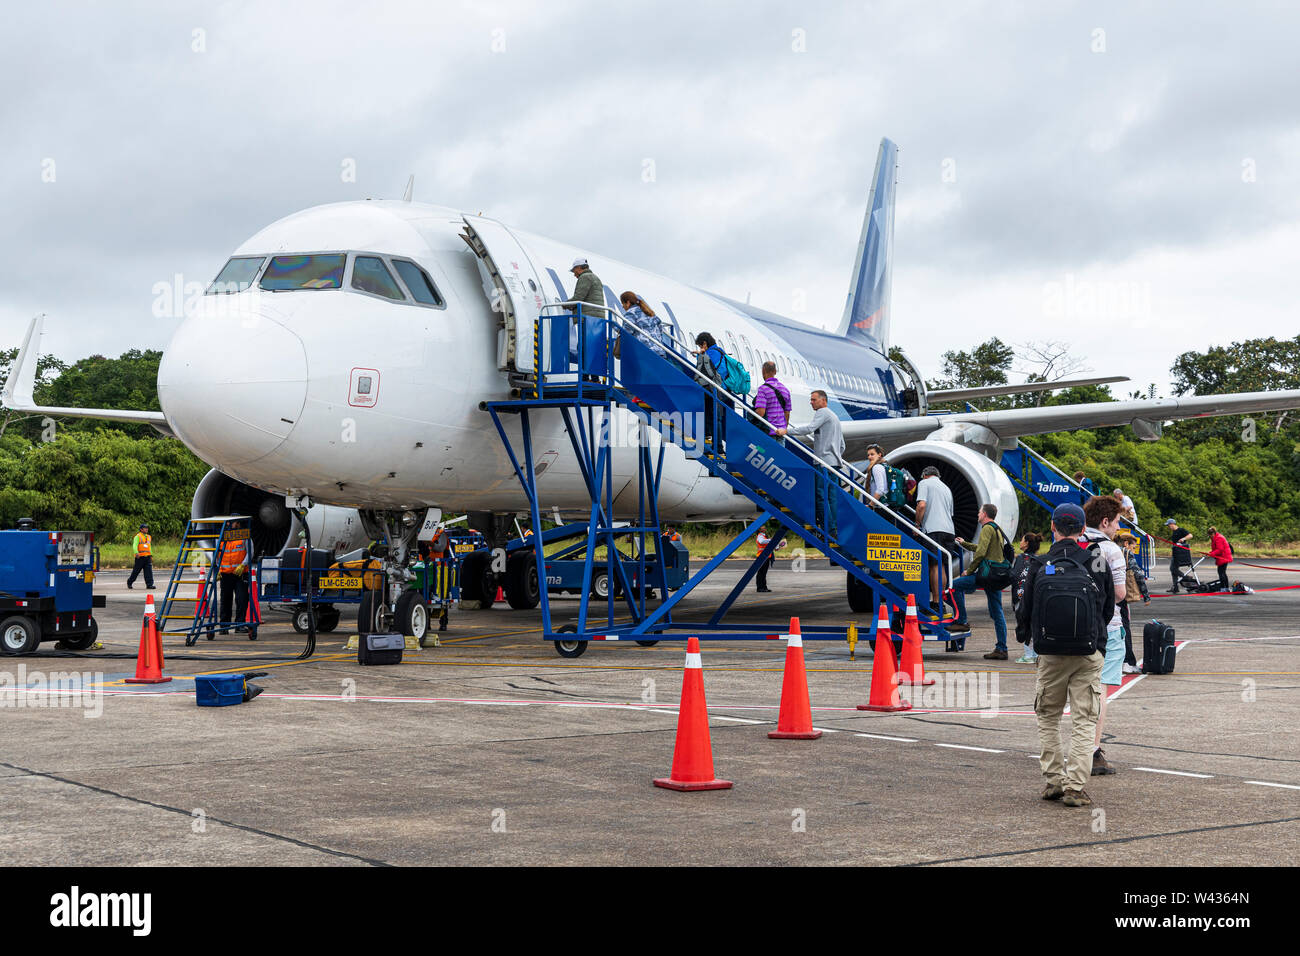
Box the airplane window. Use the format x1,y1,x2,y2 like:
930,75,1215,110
392,259,445,307
261,254,346,291
351,256,405,301
207,257,264,294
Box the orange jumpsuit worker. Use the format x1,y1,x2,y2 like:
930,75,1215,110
217,535,255,636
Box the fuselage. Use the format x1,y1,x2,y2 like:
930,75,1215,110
157,200,908,520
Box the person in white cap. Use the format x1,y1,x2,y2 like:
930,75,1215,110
568,258,604,321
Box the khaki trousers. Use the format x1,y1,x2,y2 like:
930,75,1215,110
1035,651,1104,792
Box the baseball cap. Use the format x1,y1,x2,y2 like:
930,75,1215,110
570,257,588,270
1051,503,1086,535
1165,518,1177,526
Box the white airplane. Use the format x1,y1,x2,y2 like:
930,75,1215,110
7,138,1300,606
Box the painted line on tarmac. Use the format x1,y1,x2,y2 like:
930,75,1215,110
1133,767,1214,778
1245,780,1300,791
1106,640,1190,702
935,743,1005,753
855,733,918,742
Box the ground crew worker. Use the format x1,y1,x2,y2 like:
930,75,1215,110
754,526,787,593
217,533,253,635
126,523,155,590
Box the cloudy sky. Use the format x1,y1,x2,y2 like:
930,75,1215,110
3,1,1297,396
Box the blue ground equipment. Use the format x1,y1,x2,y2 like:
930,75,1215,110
0,529,104,655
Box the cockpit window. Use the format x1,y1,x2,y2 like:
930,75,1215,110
207,257,265,294
391,259,445,307
260,254,346,291
352,256,406,301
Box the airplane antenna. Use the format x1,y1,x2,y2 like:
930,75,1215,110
402,175,414,202
745,292,751,305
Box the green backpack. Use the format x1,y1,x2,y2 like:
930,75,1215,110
721,353,751,397
882,464,911,508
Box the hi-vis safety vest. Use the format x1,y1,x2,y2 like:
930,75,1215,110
134,533,152,557
219,538,248,574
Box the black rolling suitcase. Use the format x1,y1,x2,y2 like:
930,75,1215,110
1141,620,1176,674
359,632,404,666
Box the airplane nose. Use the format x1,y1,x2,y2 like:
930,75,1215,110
158,309,307,466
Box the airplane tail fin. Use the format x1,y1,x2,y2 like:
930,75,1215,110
836,138,898,354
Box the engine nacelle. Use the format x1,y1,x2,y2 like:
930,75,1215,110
883,441,1020,542
192,469,367,557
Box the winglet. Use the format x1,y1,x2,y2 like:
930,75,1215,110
402,175,414,202
2,314,44,410
1,314,171,433
837,138,898,354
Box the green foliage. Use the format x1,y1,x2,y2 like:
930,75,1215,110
0,429,208,542
1031,427,1300,542
931,337,1014,391
1171,335,1300,397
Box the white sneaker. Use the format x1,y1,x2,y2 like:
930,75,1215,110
1122,663,1141,674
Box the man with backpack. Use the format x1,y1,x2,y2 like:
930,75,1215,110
693,332,743,454
753,361,791,437
1015,503,1114,808
948,503,1012,658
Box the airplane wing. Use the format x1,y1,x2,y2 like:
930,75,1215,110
2,315,173,435
926,375,1129,404
843,388,1300,457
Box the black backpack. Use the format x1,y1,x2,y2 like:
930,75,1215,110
1030,544,1105,655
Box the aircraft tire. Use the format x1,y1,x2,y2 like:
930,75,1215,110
396,591,428,641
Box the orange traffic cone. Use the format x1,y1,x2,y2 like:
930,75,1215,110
494,584,505,604
125,593,171,685
857,601,910,712
654,637,733,791
897,594,935,686
769,617,821,740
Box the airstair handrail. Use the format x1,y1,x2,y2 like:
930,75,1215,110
534,303,953,581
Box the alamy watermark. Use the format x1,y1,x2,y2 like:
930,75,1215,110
895,670,1002,715
1,664,104,718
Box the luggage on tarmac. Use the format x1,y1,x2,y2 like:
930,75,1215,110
359,632,404,666
1141,620,1177,674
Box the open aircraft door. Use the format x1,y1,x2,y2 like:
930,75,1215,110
461,216,548,374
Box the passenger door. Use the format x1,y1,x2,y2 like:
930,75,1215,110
461,216,547,373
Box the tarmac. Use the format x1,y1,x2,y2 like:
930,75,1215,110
1,559,1297,866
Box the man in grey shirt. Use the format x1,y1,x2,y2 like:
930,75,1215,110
778,390,845,541
914,465,956,610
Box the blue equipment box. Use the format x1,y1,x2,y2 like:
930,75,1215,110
195,674,248,707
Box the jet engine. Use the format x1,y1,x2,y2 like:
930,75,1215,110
882,441,1020,541
191,469,366,557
